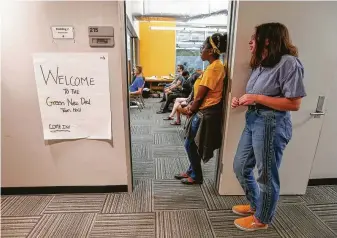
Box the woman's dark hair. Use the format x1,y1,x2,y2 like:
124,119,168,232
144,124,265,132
177,64,185,71
182,70,190,77
250,22,298,69
204,33,228,59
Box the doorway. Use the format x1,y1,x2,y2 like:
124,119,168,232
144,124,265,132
125,0,231,195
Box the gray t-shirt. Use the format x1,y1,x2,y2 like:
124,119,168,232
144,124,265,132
171,75,184,86
246,55,306,98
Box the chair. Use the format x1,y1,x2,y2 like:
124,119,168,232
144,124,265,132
130,83,145,111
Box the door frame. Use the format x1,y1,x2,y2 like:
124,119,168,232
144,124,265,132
215,0,238,190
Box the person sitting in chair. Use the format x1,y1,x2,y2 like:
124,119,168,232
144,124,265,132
129,65,144,95
157,70,190,114
159,64,185,102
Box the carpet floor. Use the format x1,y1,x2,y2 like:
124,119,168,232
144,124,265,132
1,99,337,237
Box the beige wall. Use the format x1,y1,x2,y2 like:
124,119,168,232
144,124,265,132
219,1,337,195
1,1,131,187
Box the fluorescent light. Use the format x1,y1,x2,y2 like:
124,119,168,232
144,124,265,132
150,26,227,32
176,41,203,45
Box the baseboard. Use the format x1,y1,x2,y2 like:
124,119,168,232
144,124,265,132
1,185,128,195
308,178,337,186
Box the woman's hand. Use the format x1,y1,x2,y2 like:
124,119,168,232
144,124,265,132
231,97,240,109
185,105,193,117
239,94,257,106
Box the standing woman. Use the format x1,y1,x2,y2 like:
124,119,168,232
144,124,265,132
174,33,227,185
231,23,306,231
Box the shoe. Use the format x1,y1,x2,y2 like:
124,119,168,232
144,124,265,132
181,177,203,185
163,116,174,121
232,205,255,216
156,110,168,114
234,215,268,231
174,173,189,180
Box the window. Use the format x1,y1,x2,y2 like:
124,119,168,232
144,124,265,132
175,29,226,73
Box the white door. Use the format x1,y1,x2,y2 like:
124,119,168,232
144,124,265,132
219,1,337,195
310,78,337,179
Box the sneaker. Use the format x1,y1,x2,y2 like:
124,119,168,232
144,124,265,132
232,205,255,216
234,215,268,231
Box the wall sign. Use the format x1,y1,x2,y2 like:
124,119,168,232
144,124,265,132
51,26,74,39
33,53,111,140
88,26,114,48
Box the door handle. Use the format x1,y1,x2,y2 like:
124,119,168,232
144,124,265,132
310,96,325,117
310,112,325,116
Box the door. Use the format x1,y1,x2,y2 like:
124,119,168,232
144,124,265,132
310,78,337,179
219,1,337,195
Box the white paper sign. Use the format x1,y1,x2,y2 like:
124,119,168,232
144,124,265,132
33,53,111,140
51,26,74,39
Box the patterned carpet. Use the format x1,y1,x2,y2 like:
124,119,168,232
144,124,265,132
1,99,337,237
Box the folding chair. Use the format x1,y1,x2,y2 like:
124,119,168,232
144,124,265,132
130,83,145,111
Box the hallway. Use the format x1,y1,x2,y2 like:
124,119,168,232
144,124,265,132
1,99,337,237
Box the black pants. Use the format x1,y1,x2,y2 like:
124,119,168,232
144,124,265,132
162,92,185,111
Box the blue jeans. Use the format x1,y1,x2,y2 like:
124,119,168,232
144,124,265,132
233,109,292,224
184,114,203,182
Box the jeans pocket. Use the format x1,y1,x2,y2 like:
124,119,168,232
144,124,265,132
283,118,292,142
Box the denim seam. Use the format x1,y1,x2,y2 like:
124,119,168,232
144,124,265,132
240,148,256,209
257,113,276,224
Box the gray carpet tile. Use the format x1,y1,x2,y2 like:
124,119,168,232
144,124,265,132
153,118,182,128
132,143,152,160
153,180,207,211
273,204,337,238
132,161,155,180
101,180,152,213
330,185,337,193
152,145,187,159
131,125,151,135
1,195,54,216
201,179,249,210
152,127,179,134
156,210,214,238
153,133,183,146
308,204,337,233
208,210,281,238
90,213,155,238
44,194,106,213
301,186,337,205
132,134,154,143
155,157,190,179
202,159,217,180
27,213,95,238
130,113,152,121
1,216,41,238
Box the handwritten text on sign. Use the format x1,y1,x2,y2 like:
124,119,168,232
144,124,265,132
33,53,111,140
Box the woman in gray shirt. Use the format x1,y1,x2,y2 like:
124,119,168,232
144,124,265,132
231,23,306,231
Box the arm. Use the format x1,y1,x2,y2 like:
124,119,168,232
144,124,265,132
256,95,302,111
189,86,209,113
168,80,181,90
130,87,142,95
238,94,302,111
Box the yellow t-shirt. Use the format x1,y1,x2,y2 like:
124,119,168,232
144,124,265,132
199,59,225,109
193,76,202,99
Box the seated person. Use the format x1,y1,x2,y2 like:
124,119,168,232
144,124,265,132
170,72,203,125
129,65,144,95
159,64,185,102
157,71,190,114
163,71,202,122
